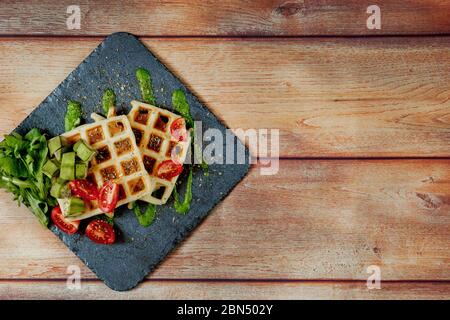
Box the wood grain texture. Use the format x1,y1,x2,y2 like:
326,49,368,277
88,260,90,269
1,0,450,36
1,160,449,281
0,280,449,300
1,8,450,298
1,37,450,157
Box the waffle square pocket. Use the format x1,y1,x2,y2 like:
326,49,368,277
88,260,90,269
127,101,191,205
61,115,154,220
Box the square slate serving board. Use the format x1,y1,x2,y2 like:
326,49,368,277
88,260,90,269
13,32,250,291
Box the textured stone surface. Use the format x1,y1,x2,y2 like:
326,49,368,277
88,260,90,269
14,33,250,291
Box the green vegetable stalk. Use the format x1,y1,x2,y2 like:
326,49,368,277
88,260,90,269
132,201,156,227
64,100,82,131
102,88,116,115
136,68,156,105
173,167,193,214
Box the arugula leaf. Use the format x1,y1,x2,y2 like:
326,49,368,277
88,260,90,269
34,135,48,199
25,190,49,226
0,175,34,190
173,167,193,214
2,134,27,158
0,129,53,226
132,201,156,227
24,128,42,141
0,156,27,177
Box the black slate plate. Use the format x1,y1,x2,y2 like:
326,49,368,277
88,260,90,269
13,32,250,291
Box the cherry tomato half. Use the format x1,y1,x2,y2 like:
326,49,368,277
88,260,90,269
51,206,80,235
69,179,99,201
170,118,188,142
85,219,115,245
156,160,183,180
98,180,119,213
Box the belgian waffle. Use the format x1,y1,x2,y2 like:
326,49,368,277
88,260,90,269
127,101,191,205
61,115,154,220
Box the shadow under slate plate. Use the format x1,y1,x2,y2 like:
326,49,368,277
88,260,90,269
13,32,250,291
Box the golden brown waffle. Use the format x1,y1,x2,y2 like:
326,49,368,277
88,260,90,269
127,101,191,205
61,115,154,220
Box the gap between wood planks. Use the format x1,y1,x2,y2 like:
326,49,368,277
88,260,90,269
259,157,450,161
2,36,450,158
1,278,449,283
2,0,450,37
2,34,450,39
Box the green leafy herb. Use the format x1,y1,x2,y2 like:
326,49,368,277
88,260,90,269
0,129,55,226
172,89,194,128
136,68,155,104
173,167,193,214
64,100,82,131
132,201,156,227
102,88,116,115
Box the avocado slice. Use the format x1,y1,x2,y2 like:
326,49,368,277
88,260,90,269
75,163,88,179
48,136,62,156
74,140,96,162
58,197,85,217
60,152,76,180
42,159,59,178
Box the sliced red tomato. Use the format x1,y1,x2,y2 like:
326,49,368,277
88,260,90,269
170,118,187,142
156,160,183,180
85,219,115,244
69,179,99,201
51,206,79,235
98,180,119,213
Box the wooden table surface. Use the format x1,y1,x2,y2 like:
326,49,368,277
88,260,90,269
0,1,449,299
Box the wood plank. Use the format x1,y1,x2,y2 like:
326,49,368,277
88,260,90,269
1,1,450,36
0,280,449,299
1,38,450,157
1,160,449,280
